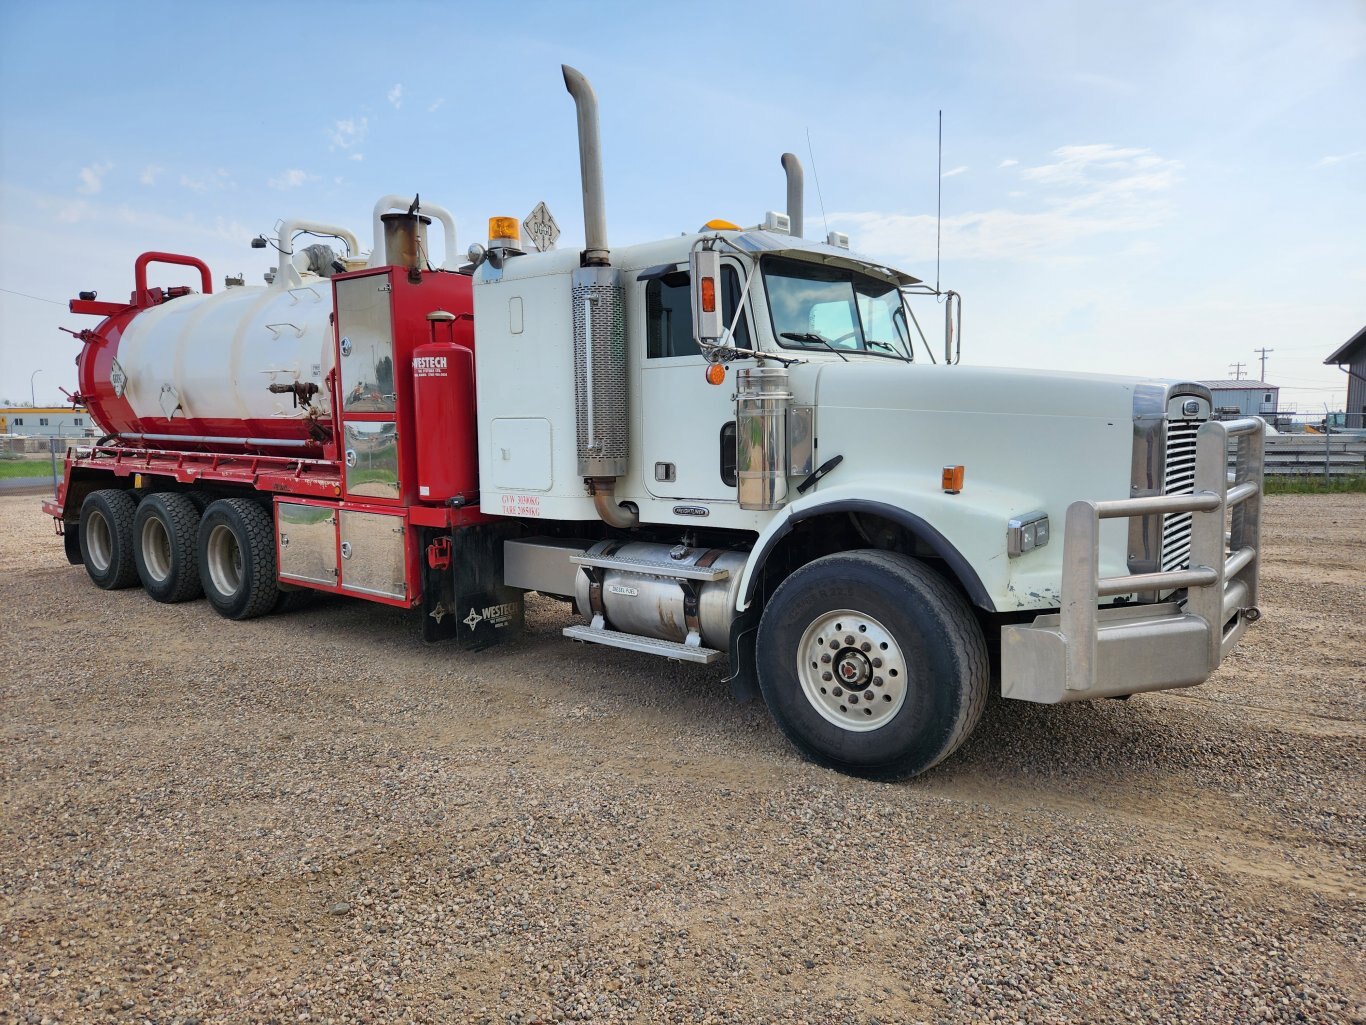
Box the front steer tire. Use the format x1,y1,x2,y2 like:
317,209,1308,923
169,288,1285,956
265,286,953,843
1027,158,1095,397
197,498,279,621
79,489,140,590
756,550,988,781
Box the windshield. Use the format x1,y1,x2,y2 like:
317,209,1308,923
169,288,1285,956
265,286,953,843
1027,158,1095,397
763,255,912,359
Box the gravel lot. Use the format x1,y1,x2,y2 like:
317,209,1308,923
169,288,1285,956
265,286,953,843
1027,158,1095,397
2,491,1362,1024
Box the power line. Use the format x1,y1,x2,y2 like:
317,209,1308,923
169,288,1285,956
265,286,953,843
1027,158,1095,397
0,286,65,307
1228,362,1247,380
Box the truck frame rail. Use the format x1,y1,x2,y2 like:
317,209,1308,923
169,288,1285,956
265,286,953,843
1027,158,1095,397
1001,417,1264,703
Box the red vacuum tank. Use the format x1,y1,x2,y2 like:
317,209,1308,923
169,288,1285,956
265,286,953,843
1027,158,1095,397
412,317,477,504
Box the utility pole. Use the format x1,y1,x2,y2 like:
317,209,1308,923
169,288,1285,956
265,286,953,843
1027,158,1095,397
30,369,41,406
1228,362,1246,381
1254,347,1273,381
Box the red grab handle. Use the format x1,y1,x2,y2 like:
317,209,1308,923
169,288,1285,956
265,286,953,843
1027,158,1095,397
134,251,213,306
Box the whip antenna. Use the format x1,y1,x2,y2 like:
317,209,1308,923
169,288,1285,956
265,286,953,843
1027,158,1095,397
936,109,942,293
806,128,829,238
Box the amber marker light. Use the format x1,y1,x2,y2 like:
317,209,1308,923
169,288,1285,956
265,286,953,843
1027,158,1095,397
488,216,520,243
705,363,727,386
703,218,741,230
700,276,717,313
942,465,965,494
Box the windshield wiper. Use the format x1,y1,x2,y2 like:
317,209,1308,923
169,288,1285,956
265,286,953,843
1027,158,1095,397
865,339,912,362
780,331,850,362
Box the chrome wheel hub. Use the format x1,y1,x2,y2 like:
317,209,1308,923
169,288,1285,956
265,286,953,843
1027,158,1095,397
206,524,243,597
797,610,908,732
141,516,172,582
85,510,112,573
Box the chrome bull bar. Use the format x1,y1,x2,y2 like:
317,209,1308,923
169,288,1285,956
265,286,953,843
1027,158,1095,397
1002,417,1264,704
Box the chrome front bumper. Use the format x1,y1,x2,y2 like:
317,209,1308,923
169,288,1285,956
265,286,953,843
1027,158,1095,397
1001,417,1264,704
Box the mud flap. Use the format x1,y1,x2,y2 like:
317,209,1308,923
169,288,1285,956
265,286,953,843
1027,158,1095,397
724,603,762,704
421,523,524,649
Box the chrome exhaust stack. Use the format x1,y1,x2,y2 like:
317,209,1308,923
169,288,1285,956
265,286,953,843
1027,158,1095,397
562,65,611,268
781,153,804,238
562,65,635,527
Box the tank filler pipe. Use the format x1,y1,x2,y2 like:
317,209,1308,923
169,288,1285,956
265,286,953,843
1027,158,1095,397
562,65,610,267
275,220,361,290
781,153,804,239
367,196,459,271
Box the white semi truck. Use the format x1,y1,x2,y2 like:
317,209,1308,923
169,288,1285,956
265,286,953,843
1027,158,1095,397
47,66,1265,780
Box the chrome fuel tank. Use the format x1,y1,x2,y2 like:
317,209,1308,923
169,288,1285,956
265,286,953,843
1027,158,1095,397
572,541,748,649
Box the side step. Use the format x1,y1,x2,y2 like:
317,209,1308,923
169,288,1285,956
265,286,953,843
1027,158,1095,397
569,552,730,582
563,624,723,664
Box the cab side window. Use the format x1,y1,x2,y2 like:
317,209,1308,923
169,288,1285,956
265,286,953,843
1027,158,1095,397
645,266,751,359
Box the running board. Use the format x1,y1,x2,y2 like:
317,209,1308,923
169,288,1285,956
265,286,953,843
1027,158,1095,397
563,624,723,664
569,553,730,582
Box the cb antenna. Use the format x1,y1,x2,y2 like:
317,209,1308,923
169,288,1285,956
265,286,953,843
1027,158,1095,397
806,127,829,239
936,109,943,294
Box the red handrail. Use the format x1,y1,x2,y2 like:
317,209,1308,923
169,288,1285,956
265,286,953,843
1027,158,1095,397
134,251,212,306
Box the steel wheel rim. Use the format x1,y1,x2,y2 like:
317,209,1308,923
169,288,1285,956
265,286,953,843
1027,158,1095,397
141,516,172,582
797,609,908,732
86,509,112,573
206,523,243,597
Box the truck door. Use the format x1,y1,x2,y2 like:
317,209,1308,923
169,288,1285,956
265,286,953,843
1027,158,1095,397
640,262,753,501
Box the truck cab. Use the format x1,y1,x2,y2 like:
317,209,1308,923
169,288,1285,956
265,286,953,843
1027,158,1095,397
461,66,1264,781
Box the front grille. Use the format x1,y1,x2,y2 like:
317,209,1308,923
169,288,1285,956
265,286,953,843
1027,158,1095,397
1161,419,1201,572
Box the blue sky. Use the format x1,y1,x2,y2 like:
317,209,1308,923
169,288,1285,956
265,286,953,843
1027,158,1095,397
1,0,1362,414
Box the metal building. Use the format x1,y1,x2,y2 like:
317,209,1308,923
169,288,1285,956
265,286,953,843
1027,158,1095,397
0,406,95,438
1198,381,1279,420
1324,325,1366,430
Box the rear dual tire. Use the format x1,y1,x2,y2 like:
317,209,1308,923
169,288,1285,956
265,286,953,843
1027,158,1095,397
133,493,204,603
197,498,279,620
79,489,141,590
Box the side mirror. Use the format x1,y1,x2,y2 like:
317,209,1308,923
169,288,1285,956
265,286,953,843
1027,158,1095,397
690,248,724,346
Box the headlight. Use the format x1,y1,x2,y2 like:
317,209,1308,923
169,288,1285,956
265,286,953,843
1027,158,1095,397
1007,511,1050,558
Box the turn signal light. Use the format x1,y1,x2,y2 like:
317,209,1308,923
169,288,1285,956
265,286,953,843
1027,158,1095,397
703,218,740,231
700,276,717,313
942,465,965,494
488,216,520,242
705,363,727,386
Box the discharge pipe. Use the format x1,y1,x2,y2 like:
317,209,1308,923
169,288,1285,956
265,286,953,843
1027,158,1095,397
562,65,611,266
368,196,459,270
275,219,361,290
781,153,804,238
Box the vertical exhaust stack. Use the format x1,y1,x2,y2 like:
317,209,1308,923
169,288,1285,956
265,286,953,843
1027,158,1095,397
561,65,634,528
781,153,804,239
562,66,611,268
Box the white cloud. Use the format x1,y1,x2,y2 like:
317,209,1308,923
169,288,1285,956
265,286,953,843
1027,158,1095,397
77,162,112,195
1315,151,1363,168
427,98,446,113
329,116,368,150
941,165,968,179
831,142,1183,264
387,84,403,110
179,169,234,193
1020,144,1182,204
348,153,364,162
268,168,314,190
139,164,164,186
999,159,1018,168
57,199,91,223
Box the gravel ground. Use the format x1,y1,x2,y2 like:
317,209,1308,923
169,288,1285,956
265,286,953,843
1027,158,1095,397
1,492,1362,1025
